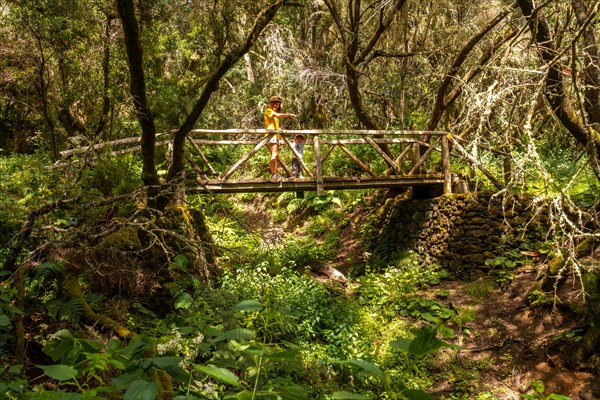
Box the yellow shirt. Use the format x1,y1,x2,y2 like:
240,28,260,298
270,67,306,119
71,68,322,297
264,107,280,140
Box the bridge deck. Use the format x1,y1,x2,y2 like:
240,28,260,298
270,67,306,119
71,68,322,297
189,174,445,194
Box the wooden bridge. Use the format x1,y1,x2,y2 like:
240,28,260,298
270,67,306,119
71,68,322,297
56,129,508,196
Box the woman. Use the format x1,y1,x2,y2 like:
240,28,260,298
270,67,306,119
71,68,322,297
264,95,297,180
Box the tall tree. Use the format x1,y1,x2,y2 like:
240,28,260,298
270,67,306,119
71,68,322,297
424,5,516,132
322,0,408,129
572,0,600,126
167,0,289,182
115,0,289,207
516,0,600,182
116,0,159,190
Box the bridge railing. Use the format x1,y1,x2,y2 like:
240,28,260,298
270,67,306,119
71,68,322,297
54,129,509,194
187,129,452,194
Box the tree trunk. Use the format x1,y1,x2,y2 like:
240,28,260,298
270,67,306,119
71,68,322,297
424,5,514,132
323,0,407,130
516,0,600,182
116,0,160,192
95,12,114,139
167,0,286,184
572,0,600,126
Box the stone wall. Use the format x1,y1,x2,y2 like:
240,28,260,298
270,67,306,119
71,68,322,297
369,191,548,275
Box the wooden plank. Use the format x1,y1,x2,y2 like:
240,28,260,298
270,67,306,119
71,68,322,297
447,134,505,190
321,138,423,145
187,175,446,194
337,144,376,177
191,139,258,145
363,135,401,174
442,134,452,194
313,135,324,195
408,138,437,175
189,138,424,146
189,128,449,137
186,136,217,176
278,158,292,177
281,135,313,177
391,144,414,175
59,133,169,157
221,134,272,180
320,145,336,163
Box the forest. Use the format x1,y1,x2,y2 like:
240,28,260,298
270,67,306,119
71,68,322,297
1,0,599,399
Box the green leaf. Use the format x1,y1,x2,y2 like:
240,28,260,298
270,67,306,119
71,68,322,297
531,379,545,394
546,395,572,400
194,365,241,387
38,364,78,381
79,338,104,354
331,391,372,399
123,379,158,400
174,396,201,400
420,313,439,323
0,313,11,327
174,292,193,310
336,359,382,377
389,337,412,353
263,348,301,360
8,364,23,374
42,329,75,362
112,369,145,389
108,358,128,370
232,299,263,312
279,384,309,399
120,335,151,358
172,255,188,270
402,389,435,400
408,326,448,359
214,328,255,342
151,356,183,368
223,390,253,399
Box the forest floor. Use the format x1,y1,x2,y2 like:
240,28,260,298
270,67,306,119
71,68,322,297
319,206,599,400
424,270,597,400
253,195,599,399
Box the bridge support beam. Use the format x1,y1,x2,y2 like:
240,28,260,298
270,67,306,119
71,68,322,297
442,134,452,194
313,134,324,196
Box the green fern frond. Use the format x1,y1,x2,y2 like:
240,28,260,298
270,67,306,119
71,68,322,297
48,299,84,323
33,262,64,282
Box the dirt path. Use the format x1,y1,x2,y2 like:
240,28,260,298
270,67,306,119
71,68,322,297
426,268,596,399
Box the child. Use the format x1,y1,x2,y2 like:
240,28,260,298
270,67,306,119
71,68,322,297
291,134,306,178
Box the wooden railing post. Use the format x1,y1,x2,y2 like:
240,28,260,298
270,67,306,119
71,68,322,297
442,134,452,194
221,134,271,180
313,134,324,196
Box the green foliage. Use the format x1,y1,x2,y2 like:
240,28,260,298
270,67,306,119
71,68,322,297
527,290,549,308
551,328,583,344
47,299,84,323
521,380,572,400
485,246,533,289
277,191,343,220
390,326,455,360
0,153,59,214
330,327,453,399
81,155,142,197
0,286,20,357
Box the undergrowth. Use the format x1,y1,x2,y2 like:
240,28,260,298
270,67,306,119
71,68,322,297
0,164,577,399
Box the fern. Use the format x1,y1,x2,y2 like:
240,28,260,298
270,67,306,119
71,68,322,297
48,299,84,323
33,262,64,283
